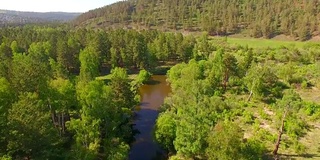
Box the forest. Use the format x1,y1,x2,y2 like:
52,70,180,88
155,36,320,159
1,0,320,159
0,10,80,26
0,25,319,159
75,0,320,40
0,26,194,159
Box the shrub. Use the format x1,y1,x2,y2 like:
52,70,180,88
293,140,306,155
301,80,308,89
241,139,267,160
304,102,320,116
285,115,308,139
243,110,255,124
259,108,269,120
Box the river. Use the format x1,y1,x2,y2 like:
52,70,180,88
129,75,171,160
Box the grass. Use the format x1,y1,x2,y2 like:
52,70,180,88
95,36,320,159
236,85,320,159
96,61,175,81
96,74,137,81
212,37,317,49
297,123,320,160
95,63,173,81
297,87,320,104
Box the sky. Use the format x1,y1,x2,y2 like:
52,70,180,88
0,0,121,13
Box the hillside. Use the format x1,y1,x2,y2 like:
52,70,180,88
0,9,81,26
74,0,320,40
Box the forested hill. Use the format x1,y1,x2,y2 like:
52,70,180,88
74,0,320,40
0,9,81,26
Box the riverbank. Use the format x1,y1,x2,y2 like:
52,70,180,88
129,75,171,160
96,61,176,81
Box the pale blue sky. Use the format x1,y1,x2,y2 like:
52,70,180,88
1,0,121,12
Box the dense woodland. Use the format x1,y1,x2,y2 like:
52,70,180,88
0,26,196,159
0,10,80,26
155,35,320,159
1,1,320,159
75,0,320,40
0,25,320,159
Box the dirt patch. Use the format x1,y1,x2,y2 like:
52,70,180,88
264,108,275,116
309,35,320,42
271,34,296,41
297,87,320,103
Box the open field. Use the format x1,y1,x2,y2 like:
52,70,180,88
211,36,318,49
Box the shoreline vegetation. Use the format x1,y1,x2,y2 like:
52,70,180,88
1,0,320,158
0,26,319,159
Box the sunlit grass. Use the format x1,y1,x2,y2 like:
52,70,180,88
96,74,137,81
212,37,317,49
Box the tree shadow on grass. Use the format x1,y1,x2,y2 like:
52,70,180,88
263,152,320,160
277,153,320,160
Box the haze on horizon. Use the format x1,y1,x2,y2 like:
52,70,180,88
0,0,121,13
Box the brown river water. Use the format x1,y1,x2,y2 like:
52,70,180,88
129,75,171,160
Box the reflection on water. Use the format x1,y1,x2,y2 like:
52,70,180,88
129,75,171,160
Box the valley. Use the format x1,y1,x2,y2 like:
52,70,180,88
0,0,320,160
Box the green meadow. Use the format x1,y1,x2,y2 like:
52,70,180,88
213,37,317,49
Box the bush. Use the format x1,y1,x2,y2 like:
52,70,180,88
259,108,269,120
206,121,243,160
0,155,12,160
169,155,184,160
285,115,308,139
241,139,267,160
304,102,320,116
137,69,152,84
243,110,255,124
254,128,276,142
293,140,306,155
301,80,308,89
155,112,176,152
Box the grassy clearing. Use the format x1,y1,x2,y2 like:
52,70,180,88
96,74,138,81
212,37,316,49
297,123,320,160
236,85,320,159
297,87,320,104
96,61,175,81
